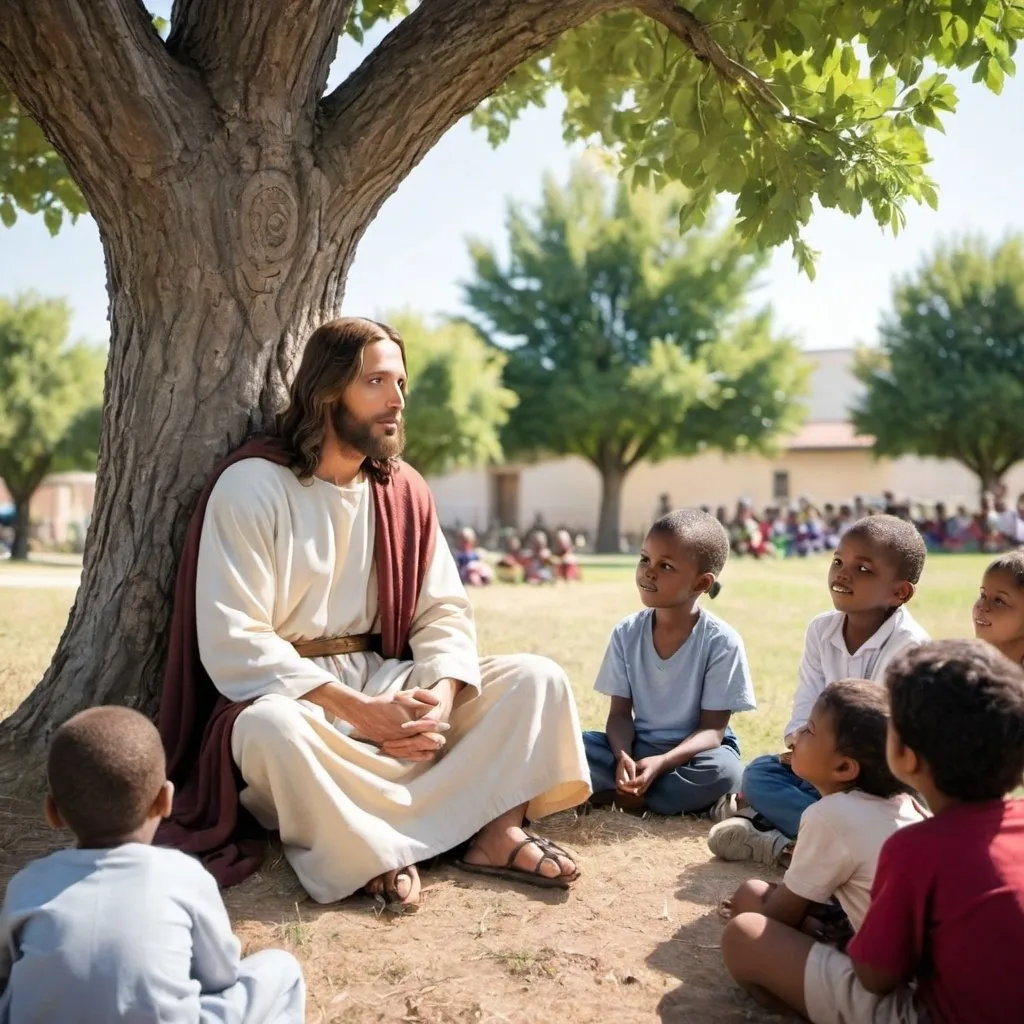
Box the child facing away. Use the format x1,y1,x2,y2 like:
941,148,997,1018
973,550,1024,666
720,639,1024,1024
0,707,305,1024
720,680,926,944
582,509,756,817
709,514,929,866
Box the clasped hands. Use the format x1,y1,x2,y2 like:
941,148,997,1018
614,749,666,797
348,686,453,763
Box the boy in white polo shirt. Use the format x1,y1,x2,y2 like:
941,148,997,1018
709,515,929,866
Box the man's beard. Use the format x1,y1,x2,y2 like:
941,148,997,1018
330,402,405,461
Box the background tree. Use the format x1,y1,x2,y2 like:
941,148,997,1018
387,312,517,477
0,1,1019,765
853,235,1024,499
0,295,105,559
464,162,808,552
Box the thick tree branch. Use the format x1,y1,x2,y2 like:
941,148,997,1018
626,428,664,471
634,0,820,129
168,0,352,131
0,0,213,229
317,0,620,214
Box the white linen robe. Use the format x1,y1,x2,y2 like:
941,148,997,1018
195,459,590,902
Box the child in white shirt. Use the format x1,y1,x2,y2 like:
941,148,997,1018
720,680,926,939
709,515,929,866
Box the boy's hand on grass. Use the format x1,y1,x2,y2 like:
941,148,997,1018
615,751,637,790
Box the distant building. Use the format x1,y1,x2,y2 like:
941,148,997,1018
0,471,95,549
426,348,1024,538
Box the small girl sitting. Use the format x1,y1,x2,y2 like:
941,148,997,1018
523,530,555,584
973,550,1024,665
720,680,926,943
495,533,525,584
554,529,581,582
455,527,493,587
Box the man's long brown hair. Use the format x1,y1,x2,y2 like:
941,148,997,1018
275,317,407,484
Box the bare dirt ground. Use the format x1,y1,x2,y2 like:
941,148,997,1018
1,799,779,1023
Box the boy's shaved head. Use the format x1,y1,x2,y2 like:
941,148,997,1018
47,706,166,843
843,514,927,584
648,508,730,576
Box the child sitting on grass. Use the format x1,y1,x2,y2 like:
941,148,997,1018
973,550,1024,665
721,639,1024,1024
582,508,756,817
709,515,929,866
0,706,305,1024
721,680,926,944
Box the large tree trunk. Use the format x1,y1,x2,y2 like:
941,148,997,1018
10,495,31,561
0,154,360,771
595,464,627,554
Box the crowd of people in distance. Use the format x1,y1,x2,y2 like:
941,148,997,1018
715,489,1024,560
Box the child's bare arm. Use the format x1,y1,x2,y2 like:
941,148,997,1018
657,709,731,771
605,697,635,759
724,880,811,929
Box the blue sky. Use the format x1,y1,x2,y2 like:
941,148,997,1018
1,14,1022,352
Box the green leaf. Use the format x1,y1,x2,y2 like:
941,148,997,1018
42,206,62,235
913,104,945,131
0,198,15,227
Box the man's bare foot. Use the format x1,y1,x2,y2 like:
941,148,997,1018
462,823,579,883
366,865,421,911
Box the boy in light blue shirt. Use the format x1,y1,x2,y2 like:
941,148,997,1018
583,509,756,816
0,706,305,1024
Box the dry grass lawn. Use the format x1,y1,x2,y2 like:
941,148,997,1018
0,553,988,1022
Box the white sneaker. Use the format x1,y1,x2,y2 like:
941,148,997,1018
708,793,739,822
707,816,791,866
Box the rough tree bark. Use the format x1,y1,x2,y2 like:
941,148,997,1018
0,0,731,779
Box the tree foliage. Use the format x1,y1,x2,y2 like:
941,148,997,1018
477,0,1023,273
388,312,517,477
0,294,105,557
5,1,1023,264
852,234,1024,495
464,161,808,549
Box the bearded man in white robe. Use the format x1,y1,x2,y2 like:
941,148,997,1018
178,317,590,910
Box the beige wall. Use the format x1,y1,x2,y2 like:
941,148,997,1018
0,472,95,545
427,450,889,538
889,456,1024,509
427,450,1024,540
424,467,491,532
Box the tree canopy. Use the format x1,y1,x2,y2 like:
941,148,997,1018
387,312,517,477
0,294,105,558
5,1,1023,266
853,234,1024,496
464,161,808,550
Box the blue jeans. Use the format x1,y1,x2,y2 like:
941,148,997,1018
583,729,743,815
741,753,820,839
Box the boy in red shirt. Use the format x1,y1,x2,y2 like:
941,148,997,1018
720,639,1024,1024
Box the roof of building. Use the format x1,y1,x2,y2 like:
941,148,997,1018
786,420,874,451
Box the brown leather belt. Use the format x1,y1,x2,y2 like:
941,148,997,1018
292,633,381,659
